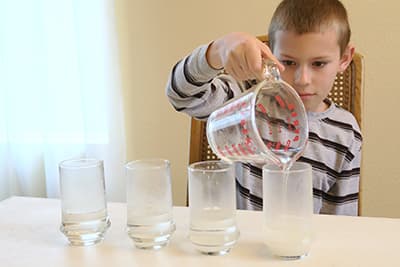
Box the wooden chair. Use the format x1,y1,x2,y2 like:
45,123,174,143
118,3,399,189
188,35,364,212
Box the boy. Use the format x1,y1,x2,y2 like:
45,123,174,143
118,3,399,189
166,0,362,215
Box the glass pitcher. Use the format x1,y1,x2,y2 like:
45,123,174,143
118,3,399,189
206,62,308,169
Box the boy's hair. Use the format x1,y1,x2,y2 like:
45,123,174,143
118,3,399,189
268,0,351,55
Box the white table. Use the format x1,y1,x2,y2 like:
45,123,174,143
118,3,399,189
1,197,399,267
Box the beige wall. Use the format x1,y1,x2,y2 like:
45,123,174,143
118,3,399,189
115,1,400,217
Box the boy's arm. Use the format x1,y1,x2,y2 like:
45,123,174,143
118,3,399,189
206,32,283,82
165,32,284,119
165,44,243,120
320,137,362,216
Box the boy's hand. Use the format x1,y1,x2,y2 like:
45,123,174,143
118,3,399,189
206,32,284,82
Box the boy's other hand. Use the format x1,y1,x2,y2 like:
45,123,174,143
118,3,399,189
206,32,284,82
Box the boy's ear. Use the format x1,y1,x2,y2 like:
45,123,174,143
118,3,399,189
338,44,355,72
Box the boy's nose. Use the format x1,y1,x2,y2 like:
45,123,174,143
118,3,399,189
294,66,311,86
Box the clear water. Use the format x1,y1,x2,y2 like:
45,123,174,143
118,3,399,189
60,208,110,246
189,207,239,255
209,116,304,169
127,213,175,249
60,171,107,214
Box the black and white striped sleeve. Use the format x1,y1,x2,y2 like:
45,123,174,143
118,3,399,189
324,129,362,215
165,44,243,120
318,120,362,216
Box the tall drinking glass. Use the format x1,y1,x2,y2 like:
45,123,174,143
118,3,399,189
59,158,110,246
125,159,175,249
262,162,313,260
188,160,240,255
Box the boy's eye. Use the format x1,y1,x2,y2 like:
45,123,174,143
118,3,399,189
312,61,327,67
281,60,296,66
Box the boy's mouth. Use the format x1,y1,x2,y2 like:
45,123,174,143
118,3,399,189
298,93,315,100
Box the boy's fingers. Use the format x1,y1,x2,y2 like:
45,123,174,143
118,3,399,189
236,51,256,80
244,46,264,81
226,53,249,81
226,63,246,82
258,42,285,72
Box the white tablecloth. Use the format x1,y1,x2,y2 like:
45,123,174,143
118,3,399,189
0,196,399,267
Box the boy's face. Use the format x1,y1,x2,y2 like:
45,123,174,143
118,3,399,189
272,28,353,112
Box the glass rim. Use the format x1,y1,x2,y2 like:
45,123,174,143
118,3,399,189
188,160,233,173
59,158,102,169
262,162,311,173
125,158,170,170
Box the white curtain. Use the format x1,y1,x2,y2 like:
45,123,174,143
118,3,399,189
0,0,126,202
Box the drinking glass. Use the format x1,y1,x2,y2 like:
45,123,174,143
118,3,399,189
188,160,240,255
262,162,313,260
125,159,175,249
59,158,110,246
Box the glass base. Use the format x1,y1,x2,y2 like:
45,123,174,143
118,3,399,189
61,217,111,246
68,235,104,246
189,225,240,256
127,221,175,250
278,253,308,260
200,249,230,256
131,236,171,250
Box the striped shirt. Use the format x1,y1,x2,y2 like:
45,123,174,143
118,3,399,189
166,44,362,216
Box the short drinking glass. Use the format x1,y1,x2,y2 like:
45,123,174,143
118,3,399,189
59,158,111,246
188,160,240,255
125,159,175,249
263,162,313,260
